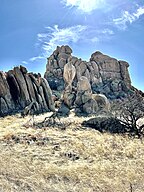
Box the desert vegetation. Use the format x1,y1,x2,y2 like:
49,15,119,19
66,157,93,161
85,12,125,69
0,111,144,192
111,93,144,137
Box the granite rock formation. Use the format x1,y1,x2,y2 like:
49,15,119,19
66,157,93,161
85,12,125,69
0,45,136,116
44,45,132,100
60,62,110,115
0,66,55,116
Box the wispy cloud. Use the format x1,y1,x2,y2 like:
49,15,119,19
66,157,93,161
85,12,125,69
91,37,99,43
102,29,114,35
37,25,88,55
29,56,45,62
113,6,144,30
22,24,114,65
21,61,28,65
61,0,105,13
21,56,45,66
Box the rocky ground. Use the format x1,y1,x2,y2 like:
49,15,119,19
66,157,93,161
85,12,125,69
0,113,144,192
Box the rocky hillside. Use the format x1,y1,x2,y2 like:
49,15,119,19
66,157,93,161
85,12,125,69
44,45,132,99
0,66,55,116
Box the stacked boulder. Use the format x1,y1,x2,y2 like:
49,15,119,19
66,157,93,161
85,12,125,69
75,76,110,114
44,45,132,100
58,59,110,115
44,45,73,91
44,45,134,114
0,66,55,116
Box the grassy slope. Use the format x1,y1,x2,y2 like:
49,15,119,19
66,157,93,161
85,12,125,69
0,113,144,192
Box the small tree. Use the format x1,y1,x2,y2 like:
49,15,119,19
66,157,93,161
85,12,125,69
113,93,144,137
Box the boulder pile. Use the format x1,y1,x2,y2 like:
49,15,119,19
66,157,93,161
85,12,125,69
44,45,133,115
0,66,55,116
44,45,132,100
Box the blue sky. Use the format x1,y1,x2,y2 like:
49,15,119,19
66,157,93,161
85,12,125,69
0,0,144,91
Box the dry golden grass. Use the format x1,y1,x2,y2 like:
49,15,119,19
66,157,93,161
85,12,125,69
0,113,144,192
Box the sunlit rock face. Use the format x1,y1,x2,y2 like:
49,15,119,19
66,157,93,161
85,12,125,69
44,45,132,100
0,66,55,116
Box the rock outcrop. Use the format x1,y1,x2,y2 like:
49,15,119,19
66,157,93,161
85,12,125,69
0,66,55,116
44,45,134,114
60,64,110,115
0,45,136,117
44,45,132,100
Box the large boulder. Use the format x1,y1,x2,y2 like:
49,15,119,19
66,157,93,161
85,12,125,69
92,94,110,111
63,61,76,87
77,76,92,93
75,76,101,114
82,116,127,133
82,99,98,114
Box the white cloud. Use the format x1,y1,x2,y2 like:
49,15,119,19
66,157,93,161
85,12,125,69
102,29,114,35
29,56,45,62
113,6,144,30
21,56,45,66
37,25,87,55
134,6,144,18
21,61,28,65
61,0,105,13
91,37,99,43
36,25,115,56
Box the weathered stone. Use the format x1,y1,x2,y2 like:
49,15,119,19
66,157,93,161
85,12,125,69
78,62,87,76
41,78,55,112
58,58,67,68
75,91,83,106
119,60,131,88
21,101,36,117
58,103,70,116
20,65,28,74
0,97,9,114
63,62,76,87
39,86,49,111
110,79,122,92
0,66,55,116
65,45,72,54
0,72,8,97
92,94,110,111
81,91,92,104
84,69,90,82
57,68,63,77
53,60,58,69
58,53,70,61
63,92,76,108
29,73,40,87
0,72,14,110
90,61,100,76
24,74,36,102
7,70,20,103
68,56,78,65
77,76,92,92
83,99,98,114
13,67,31,107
